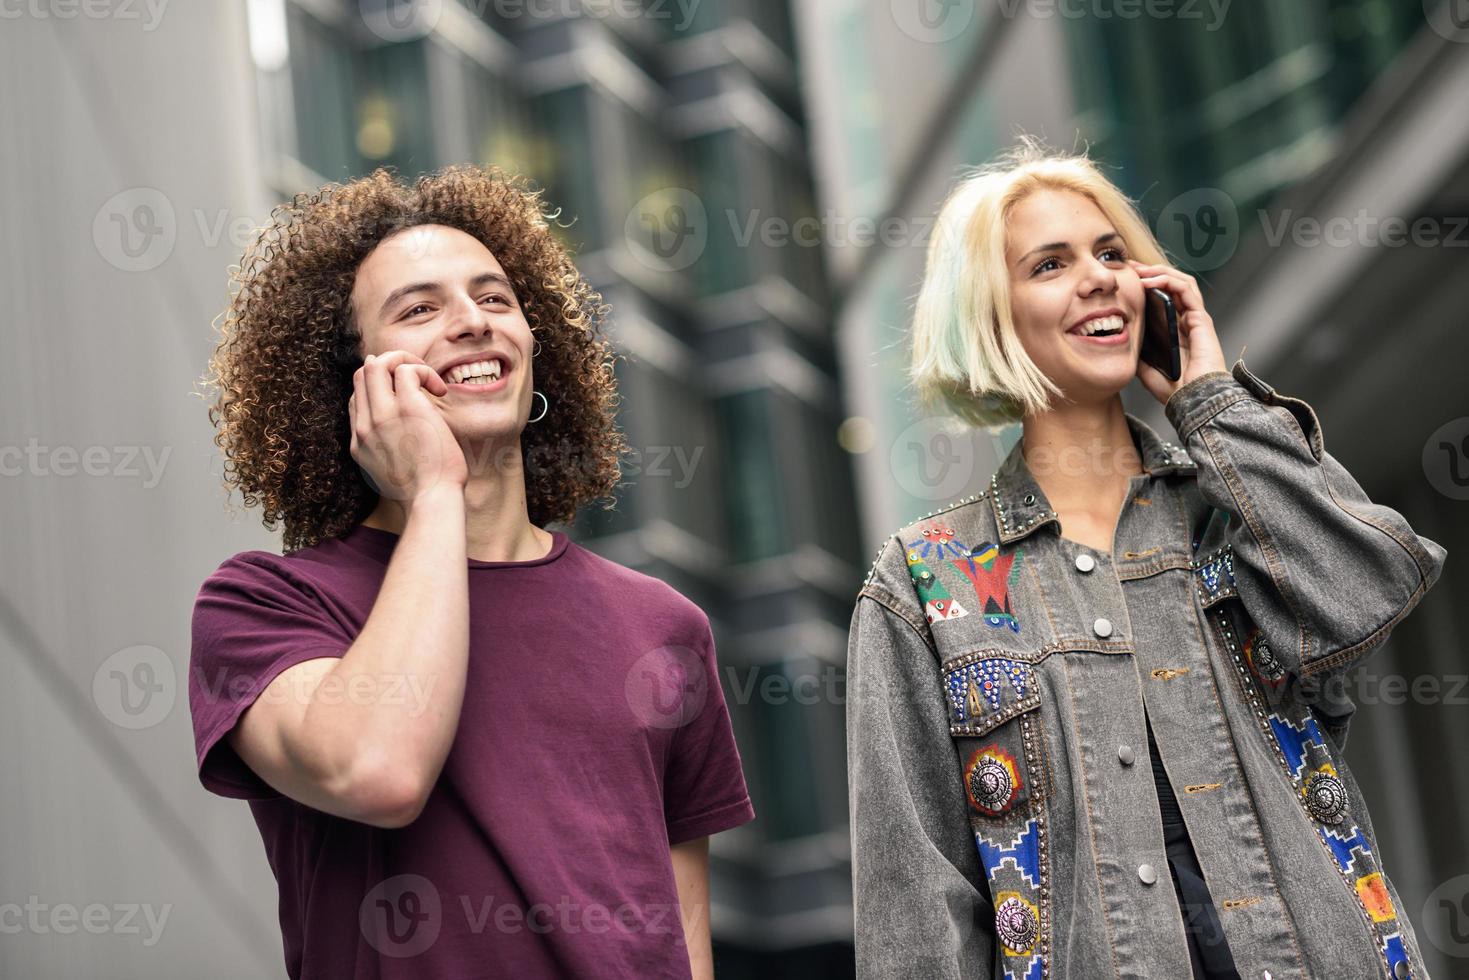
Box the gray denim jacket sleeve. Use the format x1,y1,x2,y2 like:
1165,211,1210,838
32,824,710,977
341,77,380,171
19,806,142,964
847,575,996,979
1164,360,1448,680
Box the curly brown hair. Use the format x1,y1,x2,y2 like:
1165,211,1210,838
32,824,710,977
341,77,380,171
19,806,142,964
198,165,628,554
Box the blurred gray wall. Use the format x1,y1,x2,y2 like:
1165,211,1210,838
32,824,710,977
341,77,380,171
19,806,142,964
1,5,301,976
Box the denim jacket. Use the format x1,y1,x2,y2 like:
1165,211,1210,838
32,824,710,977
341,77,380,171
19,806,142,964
846,358,1448,980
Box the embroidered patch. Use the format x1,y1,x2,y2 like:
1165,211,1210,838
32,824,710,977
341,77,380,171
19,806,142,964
906,547,969,624
1356,873,1397,923
966,745,1022,815
1319,824,1374,876
1268,713,1328,781
953,541,1025,633
1302,767,1349,825
1244,625,1287,688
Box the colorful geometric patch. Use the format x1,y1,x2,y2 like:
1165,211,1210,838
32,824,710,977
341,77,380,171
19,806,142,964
966,745,1023,816
1356,872,1397,923
1268,713,1327,781
975,819,1046,980
953,542,1025,634
1319,824,1374,876
906,547,969,625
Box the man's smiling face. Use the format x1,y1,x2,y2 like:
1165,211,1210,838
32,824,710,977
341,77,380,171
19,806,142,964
350,224,537,441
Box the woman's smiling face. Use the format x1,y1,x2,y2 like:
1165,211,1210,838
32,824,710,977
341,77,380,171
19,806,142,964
1004,188,1146,408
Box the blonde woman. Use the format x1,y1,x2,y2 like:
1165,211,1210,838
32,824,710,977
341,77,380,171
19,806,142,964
846,138,1446,980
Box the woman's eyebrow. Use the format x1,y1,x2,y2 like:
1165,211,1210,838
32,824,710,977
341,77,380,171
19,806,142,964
1015,232,1122,267
377,272,514,318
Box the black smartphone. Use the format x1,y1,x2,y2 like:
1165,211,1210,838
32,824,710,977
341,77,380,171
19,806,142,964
1140,287,1181,382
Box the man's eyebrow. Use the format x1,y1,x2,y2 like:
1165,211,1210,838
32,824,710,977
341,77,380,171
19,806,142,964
1015,232,1122,267
377,272,515,319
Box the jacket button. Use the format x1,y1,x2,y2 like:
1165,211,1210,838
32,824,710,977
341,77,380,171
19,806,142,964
1394,961,1410,978
1074,553,1096,573
1118,745,1135,766
1093,617,1113,638
1138,863,1158,885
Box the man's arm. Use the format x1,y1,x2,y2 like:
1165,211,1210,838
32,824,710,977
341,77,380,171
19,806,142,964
227,485,470,827
671,836,713,980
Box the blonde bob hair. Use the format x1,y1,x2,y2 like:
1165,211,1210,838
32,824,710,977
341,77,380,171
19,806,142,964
910,136,1170,431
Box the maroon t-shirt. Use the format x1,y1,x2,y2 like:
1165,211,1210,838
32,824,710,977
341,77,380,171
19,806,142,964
188,523,755,979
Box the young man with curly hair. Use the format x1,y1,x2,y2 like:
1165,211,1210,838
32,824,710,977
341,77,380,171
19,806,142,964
188,166,754,979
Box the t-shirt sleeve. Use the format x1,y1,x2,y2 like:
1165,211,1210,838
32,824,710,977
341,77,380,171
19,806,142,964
188,554,357,800
662,613,756,844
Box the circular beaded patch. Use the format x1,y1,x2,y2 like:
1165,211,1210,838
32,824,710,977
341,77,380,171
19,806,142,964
1303,770,1348,824
966,746,1022,815
994,895,1039,954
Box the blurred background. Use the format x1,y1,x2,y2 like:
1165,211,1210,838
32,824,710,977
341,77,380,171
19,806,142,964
2,0,1467,976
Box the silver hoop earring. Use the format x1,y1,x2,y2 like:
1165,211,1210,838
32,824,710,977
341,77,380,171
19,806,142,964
528,390,549,423
532,338,542,358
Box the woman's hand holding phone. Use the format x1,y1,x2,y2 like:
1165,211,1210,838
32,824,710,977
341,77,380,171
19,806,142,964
1128,259,1228,405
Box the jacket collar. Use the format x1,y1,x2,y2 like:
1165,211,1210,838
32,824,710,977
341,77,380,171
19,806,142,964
988,411,1196,545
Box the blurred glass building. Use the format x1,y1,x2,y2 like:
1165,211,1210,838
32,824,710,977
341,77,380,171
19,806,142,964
246,0,859,974
798,2,1469,977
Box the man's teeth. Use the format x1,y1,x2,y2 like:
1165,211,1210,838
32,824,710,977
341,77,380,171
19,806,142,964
446,359,502,384
1074,314,1125,336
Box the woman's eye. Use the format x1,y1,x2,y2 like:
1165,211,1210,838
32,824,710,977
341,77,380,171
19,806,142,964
481,294,508,306
1101,246,1127,262
404,303,432,317
1032,257,1060,275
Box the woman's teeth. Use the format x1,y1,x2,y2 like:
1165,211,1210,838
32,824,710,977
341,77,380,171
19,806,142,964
1073,314,1125,336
